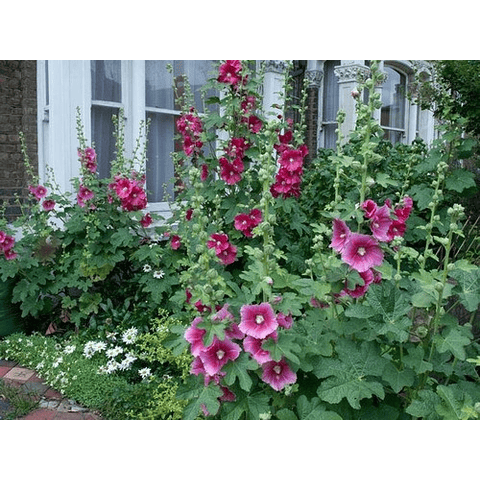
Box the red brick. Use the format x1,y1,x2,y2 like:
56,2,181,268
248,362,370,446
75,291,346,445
43,388,63,399
20,408,57,420
0,366,13,377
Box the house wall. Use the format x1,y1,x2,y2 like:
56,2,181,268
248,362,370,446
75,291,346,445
0,60,38,222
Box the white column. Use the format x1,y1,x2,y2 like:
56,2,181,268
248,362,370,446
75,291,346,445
334,61,370,143
262,60,287,120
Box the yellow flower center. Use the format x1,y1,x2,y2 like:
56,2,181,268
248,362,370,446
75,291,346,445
255,315,264,324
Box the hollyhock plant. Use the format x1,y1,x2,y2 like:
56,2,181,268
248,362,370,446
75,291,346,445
78,147,97,174
28,184,48,201
361,199,378,219
246,115,263,134
140,213,152,228
261,358,297,391
225,137,250,160
77,184,94,207
276,311,293,329
200,164,209,181
198,337,241,376
370,204,393,242
234,208,262,237
341,233,384,273
278,148,305,172
216,243,237,265
239,303,278,339
207,233,230,255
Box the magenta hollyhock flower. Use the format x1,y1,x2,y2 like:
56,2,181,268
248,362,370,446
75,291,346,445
239,302,278,339
394,196,413,222
219,386,236,403
219,157,244,185
3,249,18,260
200,164,209,181
212,303,234,322
185,208,194,221
140,213,152,227
387,219,407,241
1,234,15,251
77,185,94,207
270,169,302,198
370,204,393,242
276,312,293,329
279,149,304,172
226,137,249,160
234,208,262,237
343,268,375,298
243,331,277,364
341,233,384,273
185,288,192,304
29,185,48,201
224,322,245,340
170,235,181,250
361,199,378,219
261,358,297,391
42,199,56,211
216,243,237,265
122,184,147,211
247,115,263,133
274,130,293,153
217,60,242,86
330,218,351,253
115,178,133,199
198,336,241,376
207,233,230,255
190,356,207,376
194,300,212,314
184,317,207,357
241,95,256,113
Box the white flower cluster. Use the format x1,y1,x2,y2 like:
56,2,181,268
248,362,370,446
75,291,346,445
83,340,107,359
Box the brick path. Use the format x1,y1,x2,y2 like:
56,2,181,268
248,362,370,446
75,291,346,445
0,359,101,420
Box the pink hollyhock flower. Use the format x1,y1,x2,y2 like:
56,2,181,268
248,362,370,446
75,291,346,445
341,233,384,273
115,178,133,199
77,185,94,207
241,95,256,113
42,199,56,211
212,304,234,322
216,243,237,265
239,302,278,339
207,233,230,255
140,213,152,228
29,185,48,200
342,268,374,298
261,358,297,391
394,196,413,222
219,386,236,403
279,149,304,172
185,208,194,221
123,184,147,211
194,300,212,314
1,234,15,251
198,337,241,376
190,355,207,376
330,218,351,253
224,322,245,340
246,115,263,134
200,164,209,181
270,169,302,198
219,157,244,185
243,331,278,364
234,208,262,237
185,288,192,304
184,317,207,356
226,137,249,160
170,235,181,250
276,312,293,329
274,130,293,154
361,199,378,219
370,204,393,242
387,219,407,241
217,60,242,86
3,249,18,260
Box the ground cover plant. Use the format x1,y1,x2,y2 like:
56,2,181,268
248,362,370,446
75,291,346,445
0,60,479,420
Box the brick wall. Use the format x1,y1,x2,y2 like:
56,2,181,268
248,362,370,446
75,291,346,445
0,60,38,222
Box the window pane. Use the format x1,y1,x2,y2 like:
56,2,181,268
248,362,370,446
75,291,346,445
381,67,406,130
91,60,121,102
146,112,176,203
323,61,340,122
91,105,119,179
146,60,215,111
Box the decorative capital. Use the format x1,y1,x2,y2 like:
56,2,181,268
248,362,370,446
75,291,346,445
263,60,288,74
334,64,370,83
305,69,324,88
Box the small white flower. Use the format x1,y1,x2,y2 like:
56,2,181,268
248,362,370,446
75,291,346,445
52,357,63,368
122,327,138,345
153,270,164,279
63,345,76,355
106,346,124,358
106,360,119,374
143,264,152,273
124,352,137,363
105,332,117,340
97,365,108,375
139,367,152,379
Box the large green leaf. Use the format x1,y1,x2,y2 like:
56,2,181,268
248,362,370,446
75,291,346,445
406,389,442,419
222,352,258,391
220,390,271,420
433,324,473,361
381,363,415,393
314,338,388,409
450,261,480,312
296,395,342,420
176,379,222,419
435,384,477,420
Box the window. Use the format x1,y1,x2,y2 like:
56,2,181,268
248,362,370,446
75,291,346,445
381,66,407,144
38,60,216,213
321,60,340,149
